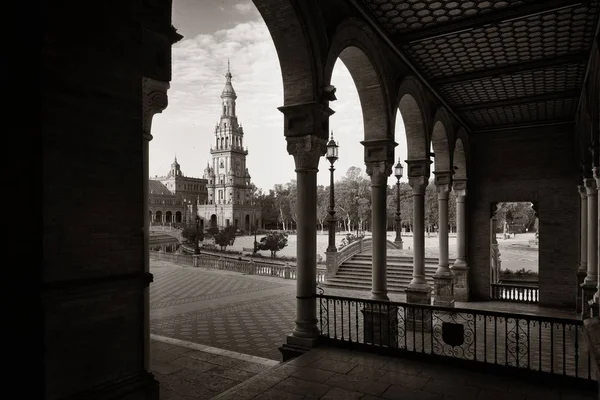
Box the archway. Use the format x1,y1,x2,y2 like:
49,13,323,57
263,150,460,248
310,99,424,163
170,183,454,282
149,210,153,222
210,214,218,229
165,211,172,223
175,211,182,223
155,210,163,223
245,214,250,233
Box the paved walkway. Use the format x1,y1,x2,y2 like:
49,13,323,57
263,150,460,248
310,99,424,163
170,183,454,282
150,335,277,399
214,346,597,400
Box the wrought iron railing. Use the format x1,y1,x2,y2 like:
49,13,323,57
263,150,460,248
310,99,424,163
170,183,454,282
491,283,540,303
316,294,594,382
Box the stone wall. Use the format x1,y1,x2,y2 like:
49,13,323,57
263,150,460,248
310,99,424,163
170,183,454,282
42,1,173,398
467,125,580,308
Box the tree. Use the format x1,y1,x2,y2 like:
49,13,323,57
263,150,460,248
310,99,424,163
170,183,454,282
317,185,329,232
214,226,236,251
181,227,204,245
258,190,279,229
257,232,288,258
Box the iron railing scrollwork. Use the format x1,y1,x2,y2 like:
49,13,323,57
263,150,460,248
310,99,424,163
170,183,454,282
316,294,594,383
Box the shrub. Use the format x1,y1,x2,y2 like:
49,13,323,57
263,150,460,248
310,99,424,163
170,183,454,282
257,232,289,258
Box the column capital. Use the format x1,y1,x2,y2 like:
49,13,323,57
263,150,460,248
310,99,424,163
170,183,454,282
434,170,454,187
365,161,392,186
578,185,588,199
453,178,467,197
594,166,600,186
408,175,429,195
142,77,170,141
436,184,450,200
405,159,432,179
361,138,397,164
278,102,334,139
286,135,327,172
584,177,597,194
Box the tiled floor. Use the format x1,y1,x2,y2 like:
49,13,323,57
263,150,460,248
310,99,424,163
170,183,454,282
214,346,598,400
150,336,277,399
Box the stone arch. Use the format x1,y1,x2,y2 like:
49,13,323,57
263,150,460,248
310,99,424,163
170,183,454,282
149,210,153,222
245,214,251,233
165,211,172,223
155,210,163,222
253,0,324,104
175,211,182,223
453,128,470,180
395,77,429,160
324,19,390,141
210,214,218,229
430,107,453,172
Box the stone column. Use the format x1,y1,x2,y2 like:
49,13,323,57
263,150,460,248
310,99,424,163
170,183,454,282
405,159,432,304
594,166,600,310
287,135,324,340
583,177,599,314
366,159,393,300
578,185,588,313
433,171,454,306
142,77,170,370
451,178,468,301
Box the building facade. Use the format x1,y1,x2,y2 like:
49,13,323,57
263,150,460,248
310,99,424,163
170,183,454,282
149,156,208,225
198,62,261,233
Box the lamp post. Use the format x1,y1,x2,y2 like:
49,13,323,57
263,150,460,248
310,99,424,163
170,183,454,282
355,194,360,238
326,131,339,252
195,215,201,254
394,158,404,249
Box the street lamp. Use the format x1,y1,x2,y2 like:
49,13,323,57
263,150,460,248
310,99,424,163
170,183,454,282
355,194,360,238
195,215,201,254
394,158,404,249
326,131,339,252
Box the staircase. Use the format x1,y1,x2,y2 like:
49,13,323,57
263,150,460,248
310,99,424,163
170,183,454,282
323,253,454,293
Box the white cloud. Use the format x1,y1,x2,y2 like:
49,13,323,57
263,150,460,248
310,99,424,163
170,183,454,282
150,17,407,191
234,3,253,13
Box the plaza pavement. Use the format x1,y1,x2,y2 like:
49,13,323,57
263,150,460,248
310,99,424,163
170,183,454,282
149,259,595,399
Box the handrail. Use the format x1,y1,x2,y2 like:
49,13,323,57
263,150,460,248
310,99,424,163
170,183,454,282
326,237,400,278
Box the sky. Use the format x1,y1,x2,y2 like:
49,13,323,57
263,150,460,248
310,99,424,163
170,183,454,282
150,0,411,192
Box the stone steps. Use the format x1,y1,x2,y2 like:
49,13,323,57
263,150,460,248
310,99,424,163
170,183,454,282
323,253,441,292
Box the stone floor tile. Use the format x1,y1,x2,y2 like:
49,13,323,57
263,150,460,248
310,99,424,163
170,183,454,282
234,360,273,374
152,341,176,352
273,376,332,398
156,372,219,399
205,365,256,382
170,356,218,372
379,358,425,376
171,368,238,393
463,371,512,392
475,388,526,400
309,358,358,374
242,374,284,392
150,359,185,375
182,349,222,363
347,364,388,380
507,381,561,400
348,354,389,369
423,379,480,400
291,367,336,383
320,386,365,400
377,369,429,389
258,388,306,400
381,385,443,400
152,349,182,363
215,387,263,400
559,392,599,400
325,373,391,397
361,396,384,400
417,366,469,384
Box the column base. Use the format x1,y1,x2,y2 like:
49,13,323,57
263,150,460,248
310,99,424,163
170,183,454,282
581,317,600,388
581,284,598,318
405,287,432,332
433,274,455,307
325,251,339,279
361,304,398,347
371,290,389,301
450,265,469,302
279,335,319,362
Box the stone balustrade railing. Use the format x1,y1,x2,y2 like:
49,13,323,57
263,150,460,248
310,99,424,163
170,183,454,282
149,250,325,283
325,238,399,278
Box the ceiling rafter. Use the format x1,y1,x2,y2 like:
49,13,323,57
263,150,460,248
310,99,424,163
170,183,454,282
455,90,582,112
431,53,589,86
392,0,587,45
472,118,575,133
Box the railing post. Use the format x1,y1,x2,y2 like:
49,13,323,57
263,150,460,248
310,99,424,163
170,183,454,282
285,262,291,279
248,258,254,275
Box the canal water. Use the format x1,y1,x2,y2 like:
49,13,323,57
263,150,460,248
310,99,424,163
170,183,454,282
149,239,181,253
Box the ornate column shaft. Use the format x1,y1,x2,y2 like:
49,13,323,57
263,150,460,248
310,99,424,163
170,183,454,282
433,171,454,306
142,77,170,370
287,135,325,341
584,178,598,289
405,159,432,304
578,185,588,313
594,166,600,307
451,178,469,301
366,159,393,301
